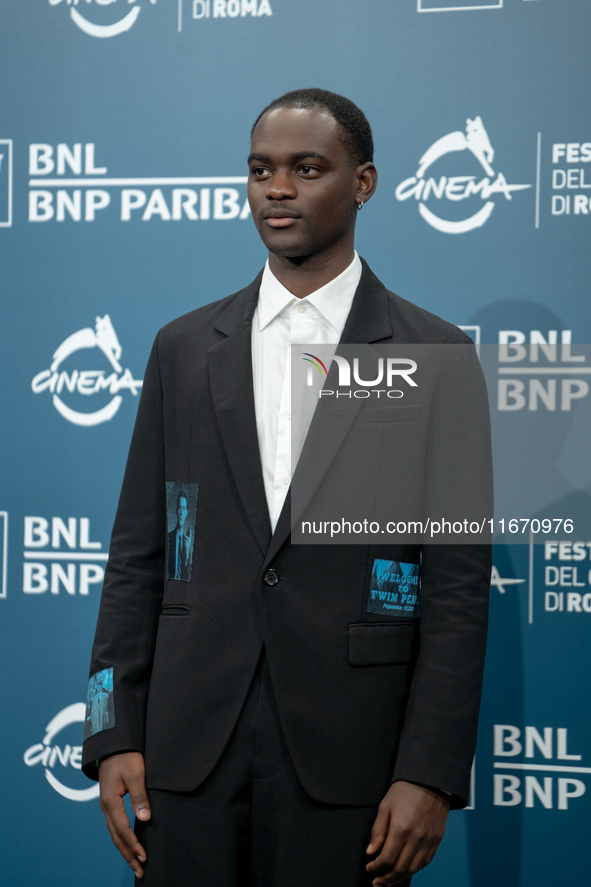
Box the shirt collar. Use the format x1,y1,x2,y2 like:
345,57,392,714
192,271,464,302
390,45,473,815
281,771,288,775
256,251,362,334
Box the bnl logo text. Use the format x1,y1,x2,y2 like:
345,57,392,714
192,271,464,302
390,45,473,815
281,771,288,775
494,725,588,810
23,517,107,596
28,143,249,222
497,330,589,412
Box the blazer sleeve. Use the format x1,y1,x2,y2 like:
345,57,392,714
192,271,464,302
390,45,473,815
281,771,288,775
82,335,166,780
391,341,493,808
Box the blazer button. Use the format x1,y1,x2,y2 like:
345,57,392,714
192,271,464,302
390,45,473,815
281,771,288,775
263,569,279,586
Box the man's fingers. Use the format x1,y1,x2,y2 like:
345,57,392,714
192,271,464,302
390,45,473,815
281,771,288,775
101,790,146,858
370,842,420,886
104,813,146,878
385,840,420,883
366,804,390,854
366,827,406,875
98,753,150,877
101,795,147,877
370,833,442,885
128,775,152,822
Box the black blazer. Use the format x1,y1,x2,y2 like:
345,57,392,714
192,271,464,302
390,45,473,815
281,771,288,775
82,259,492,809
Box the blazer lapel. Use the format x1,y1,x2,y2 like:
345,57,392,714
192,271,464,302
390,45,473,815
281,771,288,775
208,273,272,556
264,259,393,569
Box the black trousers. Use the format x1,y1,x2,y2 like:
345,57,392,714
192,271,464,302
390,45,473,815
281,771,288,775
135,655,411,886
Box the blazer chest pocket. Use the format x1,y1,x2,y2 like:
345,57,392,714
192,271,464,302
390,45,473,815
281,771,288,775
356,404,420,424
348,622,419,666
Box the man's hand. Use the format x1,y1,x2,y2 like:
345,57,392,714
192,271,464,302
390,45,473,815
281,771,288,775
366,780,450,886
99,752,151,879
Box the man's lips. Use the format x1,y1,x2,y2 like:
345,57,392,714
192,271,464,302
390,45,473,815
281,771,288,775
263,210,301,229
266,217,298,228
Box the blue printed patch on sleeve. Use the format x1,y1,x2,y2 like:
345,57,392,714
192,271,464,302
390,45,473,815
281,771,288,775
83,667,115,741
367,559,420,618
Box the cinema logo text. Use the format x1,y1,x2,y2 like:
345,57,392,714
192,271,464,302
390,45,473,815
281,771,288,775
31,315,142,427
48,0,156,39
23,515,107,596
395,117,530,234
24,703,99,801
28,142,250,223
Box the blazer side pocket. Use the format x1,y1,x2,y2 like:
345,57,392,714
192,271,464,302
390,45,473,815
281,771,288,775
348,622,419,666
160,604,192,616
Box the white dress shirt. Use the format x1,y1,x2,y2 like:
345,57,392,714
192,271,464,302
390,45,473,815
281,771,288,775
251,252,362,531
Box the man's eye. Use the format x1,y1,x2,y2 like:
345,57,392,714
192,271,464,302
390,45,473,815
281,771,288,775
252,167,269,176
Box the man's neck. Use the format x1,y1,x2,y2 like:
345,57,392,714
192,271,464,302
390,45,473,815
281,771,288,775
267,243,356,299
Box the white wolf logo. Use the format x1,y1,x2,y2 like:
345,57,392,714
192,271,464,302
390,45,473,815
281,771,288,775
417,116,495,179
51,315,122,373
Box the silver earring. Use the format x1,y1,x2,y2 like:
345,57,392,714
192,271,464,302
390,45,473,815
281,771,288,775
357,201,364,211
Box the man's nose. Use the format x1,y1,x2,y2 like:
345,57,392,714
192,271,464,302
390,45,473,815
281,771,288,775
266,169,297,200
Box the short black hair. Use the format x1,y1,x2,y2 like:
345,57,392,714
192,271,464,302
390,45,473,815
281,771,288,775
177,489,188,507
251,88,374,166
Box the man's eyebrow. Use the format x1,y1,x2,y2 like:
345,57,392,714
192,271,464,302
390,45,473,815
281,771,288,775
247,151,328,164
247,152,271,164
289,151,327,162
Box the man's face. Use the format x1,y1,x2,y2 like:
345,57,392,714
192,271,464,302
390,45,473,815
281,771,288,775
247,107,361,259
177,497,188,529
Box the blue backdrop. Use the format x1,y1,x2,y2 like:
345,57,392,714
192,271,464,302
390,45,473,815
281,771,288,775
1,1,590,884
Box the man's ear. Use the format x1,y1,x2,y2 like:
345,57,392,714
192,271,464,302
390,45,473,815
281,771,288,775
356,163,378,205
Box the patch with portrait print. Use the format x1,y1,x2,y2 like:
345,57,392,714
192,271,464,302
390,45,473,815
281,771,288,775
83,667,115,741
367,559,420,618
166,482,199,582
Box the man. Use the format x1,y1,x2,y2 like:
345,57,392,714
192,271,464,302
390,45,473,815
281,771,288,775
166,488,192,581
83,89,491,887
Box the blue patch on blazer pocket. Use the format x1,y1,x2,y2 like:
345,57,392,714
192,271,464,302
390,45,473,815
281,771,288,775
367,559,420,618
166,481,199,582
83,667,115,741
